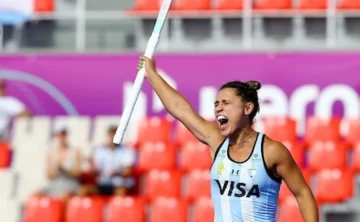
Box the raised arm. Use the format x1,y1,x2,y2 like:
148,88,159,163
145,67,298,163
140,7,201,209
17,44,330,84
139,56,223,151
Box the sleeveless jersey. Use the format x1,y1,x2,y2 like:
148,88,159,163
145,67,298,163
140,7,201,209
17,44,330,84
210,133,281,222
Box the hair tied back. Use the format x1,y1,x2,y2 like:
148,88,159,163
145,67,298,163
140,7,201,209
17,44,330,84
246,80,262,91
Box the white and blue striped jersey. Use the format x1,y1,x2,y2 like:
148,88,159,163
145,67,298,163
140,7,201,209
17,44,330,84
210,133,281,222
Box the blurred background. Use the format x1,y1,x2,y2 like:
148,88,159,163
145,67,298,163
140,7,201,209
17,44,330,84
0,0,360,221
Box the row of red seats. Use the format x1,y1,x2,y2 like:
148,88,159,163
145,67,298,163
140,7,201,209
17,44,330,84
137,141,211,172
278,196,305,222
2,122,358,172
136,140,360,172
279,168,353,204
266,117,360,147
24,184,350,222
133,0,360,11
24,196,212,222
135,168,353,204
134,117,360,148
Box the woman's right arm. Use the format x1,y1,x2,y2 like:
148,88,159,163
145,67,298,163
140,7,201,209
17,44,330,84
140,56,223,151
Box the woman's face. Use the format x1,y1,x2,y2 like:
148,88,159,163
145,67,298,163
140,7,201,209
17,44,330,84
214,88,254,136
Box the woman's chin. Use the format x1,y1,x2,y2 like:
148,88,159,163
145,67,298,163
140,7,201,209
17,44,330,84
219,123,231,137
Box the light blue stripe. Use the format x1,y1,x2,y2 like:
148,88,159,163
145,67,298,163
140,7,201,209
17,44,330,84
212,155,224,221
152,1,172,34
252,133,280,222
253,134,262,222
153,19,166,34
211,178,223,222
230,160,241,222
251,133,265,222
0,10,30,25
211,138,228,222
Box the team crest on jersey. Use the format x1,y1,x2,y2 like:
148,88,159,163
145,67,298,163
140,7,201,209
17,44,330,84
247,168,256,178
218,162,225,176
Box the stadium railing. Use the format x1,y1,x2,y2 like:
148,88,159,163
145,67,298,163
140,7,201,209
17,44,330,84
1,0,360,52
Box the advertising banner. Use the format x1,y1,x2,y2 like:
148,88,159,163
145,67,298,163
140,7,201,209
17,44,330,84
1,53,359,134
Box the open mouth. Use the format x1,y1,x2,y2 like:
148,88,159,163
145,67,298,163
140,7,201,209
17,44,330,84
217,115,229,126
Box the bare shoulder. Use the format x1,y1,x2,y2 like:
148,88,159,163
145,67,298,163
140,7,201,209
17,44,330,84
206,121,225,154
202,121,225,156
263,136,292,165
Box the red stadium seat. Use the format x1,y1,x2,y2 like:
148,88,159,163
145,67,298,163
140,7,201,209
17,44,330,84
34,0,55,12
179,141,212,171
192,197,214,222
264,117,297,142
185,170,211,201
352,143,360,172
133,0,161,11
298,0,327,9
308,141,347,172
175,121,198,148
344,118,360,146
144,170,182,200
108,196,146,222
66,196,106,222
255,0,292,9
24,196,64,222
277,196,303,222
301,168,312,183
173,0,211,10
338,0,360,9
136,117,172,146
305,117,341,145
149,197,188,222
0,142,11,168
282,140,305,167
215,0,244,10
315,168,353,204
138,142,176,171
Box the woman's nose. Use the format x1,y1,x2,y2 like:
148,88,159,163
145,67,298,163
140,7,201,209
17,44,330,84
215,105,223,113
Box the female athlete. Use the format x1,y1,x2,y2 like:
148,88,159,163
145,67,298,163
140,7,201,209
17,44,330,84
138,56,319,222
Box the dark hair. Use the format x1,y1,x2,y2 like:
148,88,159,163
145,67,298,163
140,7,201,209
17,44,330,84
220,80,261,125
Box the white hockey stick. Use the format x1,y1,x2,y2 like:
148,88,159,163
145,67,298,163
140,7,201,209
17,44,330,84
113,0,173,144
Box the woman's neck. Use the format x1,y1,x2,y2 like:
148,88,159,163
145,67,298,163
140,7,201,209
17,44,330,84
229,126,256,146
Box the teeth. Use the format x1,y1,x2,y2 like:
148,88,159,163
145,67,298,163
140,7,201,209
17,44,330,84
217,115,227,121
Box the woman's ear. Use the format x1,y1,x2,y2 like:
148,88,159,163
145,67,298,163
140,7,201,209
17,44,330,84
244,102,254,116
